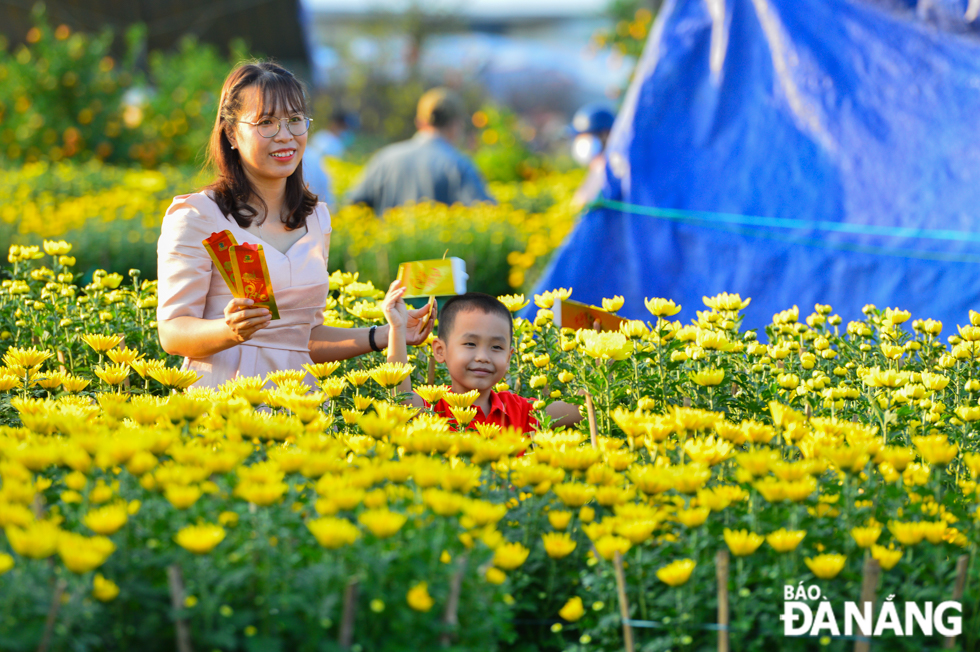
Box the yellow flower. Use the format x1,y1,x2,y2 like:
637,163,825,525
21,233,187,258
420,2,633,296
534,288,572,309
307,517,359,548
369,362,414,388
0,553,13,575
92,573,120,602
5,520,60,558
553,483,595,508
542,532,577,559
3,346,54,369
656,559,696,587
175,523,226,554
148,367,202,389
703,293,751,312
498,294,530,312
888,520,925,546
165,484,202,510
766,528,806,553
644,297,682,317
485,567,507,584
106,346,143,365
83,503,128,535
406,582,434,612
303,361,342,379
675,507,710,528
218,511,239,527
358,509,407,538
345,370,371,386
548,510,572,530
443,389,480,408
805,553,846,579
415,384,447,404
80,333,123,353
579,330,632,360
912,434,958,466
559,596,585,622
594,535,631,560
128,359,164,379
691,368,725,387
234,480,288,506
450,406,478,426
94,363,130,385
43,239,72,255
602,296,625,312
57,532,116,574
320,377,348,398
871,544,903,570
493,542,531,570
723,528,764,557
850,526,882,548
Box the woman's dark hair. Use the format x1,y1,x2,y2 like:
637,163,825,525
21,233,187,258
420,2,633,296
205,60,317,230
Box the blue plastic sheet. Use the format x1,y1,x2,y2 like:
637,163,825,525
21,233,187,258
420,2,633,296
532,0,980,332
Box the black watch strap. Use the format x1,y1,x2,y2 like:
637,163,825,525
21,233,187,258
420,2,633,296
368,325,381,352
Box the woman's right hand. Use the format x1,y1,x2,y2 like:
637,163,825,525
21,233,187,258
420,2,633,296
223,298,271,343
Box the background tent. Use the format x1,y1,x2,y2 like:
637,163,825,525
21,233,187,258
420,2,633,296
531,0,980,332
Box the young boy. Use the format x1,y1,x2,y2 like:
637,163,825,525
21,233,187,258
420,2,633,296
381,280,580,432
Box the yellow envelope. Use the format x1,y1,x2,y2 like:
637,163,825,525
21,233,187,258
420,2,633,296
396,258,468,298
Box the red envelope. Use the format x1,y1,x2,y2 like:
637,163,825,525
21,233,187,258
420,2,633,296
202,231,241,296
229,242,280,320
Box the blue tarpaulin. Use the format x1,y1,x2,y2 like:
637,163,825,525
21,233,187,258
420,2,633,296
532,0,980,332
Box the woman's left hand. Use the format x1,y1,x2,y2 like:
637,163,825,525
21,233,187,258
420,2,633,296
404,296,437,346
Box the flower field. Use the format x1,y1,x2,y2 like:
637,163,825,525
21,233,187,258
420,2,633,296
0,159,583,298
2,243,980,651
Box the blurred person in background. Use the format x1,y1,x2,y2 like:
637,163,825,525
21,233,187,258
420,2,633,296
303,110,357,210
347,88,492,215
309,110,355,159
569,102,616,211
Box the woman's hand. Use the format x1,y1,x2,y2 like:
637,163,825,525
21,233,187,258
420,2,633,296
404,296,437,346
223,298,271,343
381,280,409,332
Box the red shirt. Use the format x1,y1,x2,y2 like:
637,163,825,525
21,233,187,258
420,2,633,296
428,390,538,434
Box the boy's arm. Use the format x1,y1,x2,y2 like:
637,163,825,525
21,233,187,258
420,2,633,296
381,280,424,406
545,400,583,429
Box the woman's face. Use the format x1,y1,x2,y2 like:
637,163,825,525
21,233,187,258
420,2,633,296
229,86,307,189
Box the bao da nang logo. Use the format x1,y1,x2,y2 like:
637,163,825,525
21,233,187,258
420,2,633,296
781,583,962,637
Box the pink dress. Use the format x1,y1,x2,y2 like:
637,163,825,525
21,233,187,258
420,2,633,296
156,192,331,388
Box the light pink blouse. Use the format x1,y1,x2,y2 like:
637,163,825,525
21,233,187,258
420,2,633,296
157,192,331,388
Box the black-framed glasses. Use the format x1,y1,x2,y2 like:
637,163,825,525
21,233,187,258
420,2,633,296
238,116,312,138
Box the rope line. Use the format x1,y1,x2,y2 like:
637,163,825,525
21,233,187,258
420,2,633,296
588,198,980,265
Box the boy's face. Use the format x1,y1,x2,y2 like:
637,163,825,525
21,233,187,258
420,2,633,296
432,309,512,394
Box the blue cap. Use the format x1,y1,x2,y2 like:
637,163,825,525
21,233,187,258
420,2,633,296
570,102,616,135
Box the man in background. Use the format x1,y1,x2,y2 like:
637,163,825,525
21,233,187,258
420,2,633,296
347,88,492,215
569,102,616,211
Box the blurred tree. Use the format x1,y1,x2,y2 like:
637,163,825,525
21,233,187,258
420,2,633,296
591,0,660,61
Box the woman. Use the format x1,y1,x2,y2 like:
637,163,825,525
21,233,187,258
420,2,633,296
156,61,433,388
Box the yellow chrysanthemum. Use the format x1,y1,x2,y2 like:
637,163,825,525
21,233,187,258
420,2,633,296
94,363,130,385
3,346,54,369
175,524,226,554
406,582,434,612
368,362,413,388
148,367,202,389
656,559,696,587
80,333,123,353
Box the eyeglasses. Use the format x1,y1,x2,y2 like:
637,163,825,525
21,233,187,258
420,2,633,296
238,116,312,138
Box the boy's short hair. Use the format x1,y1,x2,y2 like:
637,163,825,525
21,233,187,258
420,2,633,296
438,293,513,343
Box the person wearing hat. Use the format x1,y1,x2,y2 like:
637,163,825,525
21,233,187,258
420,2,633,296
347,88,492,215
569,102,616,210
